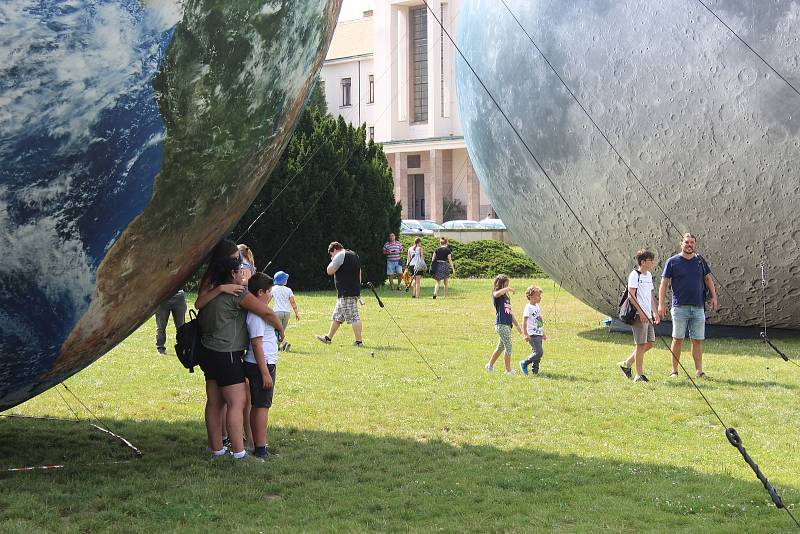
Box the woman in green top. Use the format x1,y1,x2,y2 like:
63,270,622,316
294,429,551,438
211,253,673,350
198,255,283,459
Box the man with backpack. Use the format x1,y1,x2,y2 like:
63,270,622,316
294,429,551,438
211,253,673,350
315,241,364,347
618,250,660,382
658,233,718,378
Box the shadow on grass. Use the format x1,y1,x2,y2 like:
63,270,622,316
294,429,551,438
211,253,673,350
660,376,798,391
577,327,632,348
537,372,597,384
578,327,800,363
1,417,796,532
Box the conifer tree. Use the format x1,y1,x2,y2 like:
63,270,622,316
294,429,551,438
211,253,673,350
233,106,401,289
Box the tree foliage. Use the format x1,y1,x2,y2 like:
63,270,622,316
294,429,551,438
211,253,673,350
233,107,401,290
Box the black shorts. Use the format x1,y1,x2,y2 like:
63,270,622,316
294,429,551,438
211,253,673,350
198,346,246,387
244,362,276,408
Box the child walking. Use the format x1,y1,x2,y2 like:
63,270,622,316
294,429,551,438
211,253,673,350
519,286,547,375
271,270,300,351
485,274,524,374
618,249,660,382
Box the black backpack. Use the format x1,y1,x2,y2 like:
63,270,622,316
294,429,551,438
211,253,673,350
618,271,640,325
175,309,201,373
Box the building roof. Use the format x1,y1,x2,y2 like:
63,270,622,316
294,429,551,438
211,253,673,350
325,17,373,61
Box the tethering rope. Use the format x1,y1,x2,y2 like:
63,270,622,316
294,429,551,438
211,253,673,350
499,0,800,369
2,382,141,474
429,0,798,526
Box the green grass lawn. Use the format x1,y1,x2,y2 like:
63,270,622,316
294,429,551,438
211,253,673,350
2,279,799,532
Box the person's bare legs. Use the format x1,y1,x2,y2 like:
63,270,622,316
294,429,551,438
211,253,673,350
624,348,636,367
416,275,422,298
433,279,440,297
487,348,502,368
670,338,684,373
250,407,268,448
205,381,225,451
634,342,652,376
443,278,449,297
691,339,703,375
243,386,253,447
325,320,342,340
352,321,363,343
220,382,248,454
503,352,512,372
388,274,395,290
220,407,227,443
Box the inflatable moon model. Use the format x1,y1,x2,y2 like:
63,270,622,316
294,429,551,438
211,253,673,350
456,0,800,329
0,0,341,411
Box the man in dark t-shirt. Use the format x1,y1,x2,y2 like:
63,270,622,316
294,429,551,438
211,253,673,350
657,233,718,378
315,241,364,346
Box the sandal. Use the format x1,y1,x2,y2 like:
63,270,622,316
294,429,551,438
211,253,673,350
695,371,706,378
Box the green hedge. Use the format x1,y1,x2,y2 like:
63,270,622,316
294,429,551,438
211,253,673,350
399,236,545,279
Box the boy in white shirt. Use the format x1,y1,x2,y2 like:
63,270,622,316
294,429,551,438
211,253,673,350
519,286,547,376
618,249,660,382
244,273,280,459
271,271,300,352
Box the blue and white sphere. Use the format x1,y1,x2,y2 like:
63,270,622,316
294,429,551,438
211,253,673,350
456,0,800,329
0,0,341,410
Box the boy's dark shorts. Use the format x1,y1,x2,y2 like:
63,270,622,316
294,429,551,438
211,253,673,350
198,346,246,387
244,362,276,408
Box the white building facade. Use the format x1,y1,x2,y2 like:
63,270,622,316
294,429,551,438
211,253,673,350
320,14,376,142
321,2,492,223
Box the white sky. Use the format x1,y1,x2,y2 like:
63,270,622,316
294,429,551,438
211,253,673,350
338,0,373,22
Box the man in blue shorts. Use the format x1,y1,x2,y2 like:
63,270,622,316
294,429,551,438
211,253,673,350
658,233,718,378
382,232,404,290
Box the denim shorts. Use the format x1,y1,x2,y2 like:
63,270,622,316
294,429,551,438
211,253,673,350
386,260,403,275
671,305,705,340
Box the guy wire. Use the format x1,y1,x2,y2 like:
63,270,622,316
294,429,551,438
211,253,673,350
500,0,800,367
442,1,796,524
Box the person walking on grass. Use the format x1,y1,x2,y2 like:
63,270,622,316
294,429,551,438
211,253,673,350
316,242,364,347
485,274,524,375
383,233,404,290
407,237,426,298
618,250,660,382
271,270,300,352
430,237,455,299
519,286,546,376
658,233,718,378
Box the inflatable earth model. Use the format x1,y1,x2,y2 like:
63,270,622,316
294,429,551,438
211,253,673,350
0,0,341,410
456,0,800,329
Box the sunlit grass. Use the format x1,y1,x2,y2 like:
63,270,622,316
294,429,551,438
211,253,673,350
2,279,798,532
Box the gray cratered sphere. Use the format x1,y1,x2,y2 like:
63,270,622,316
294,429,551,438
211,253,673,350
456,0,800,328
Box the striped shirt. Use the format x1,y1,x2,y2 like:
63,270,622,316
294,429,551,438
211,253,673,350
383,241,403,262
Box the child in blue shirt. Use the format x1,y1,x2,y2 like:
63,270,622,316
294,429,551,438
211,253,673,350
485,274,524,374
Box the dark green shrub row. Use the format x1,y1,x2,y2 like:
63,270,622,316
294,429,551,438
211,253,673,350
398,236,545,279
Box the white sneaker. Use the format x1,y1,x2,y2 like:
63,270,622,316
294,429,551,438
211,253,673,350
485,363,494,372
504,369,517,375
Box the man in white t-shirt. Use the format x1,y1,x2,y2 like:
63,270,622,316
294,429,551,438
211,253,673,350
618,249,660,382
271,270,300,352
244,273,280,459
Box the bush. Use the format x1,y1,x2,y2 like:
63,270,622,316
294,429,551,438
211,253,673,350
398,236,544,279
